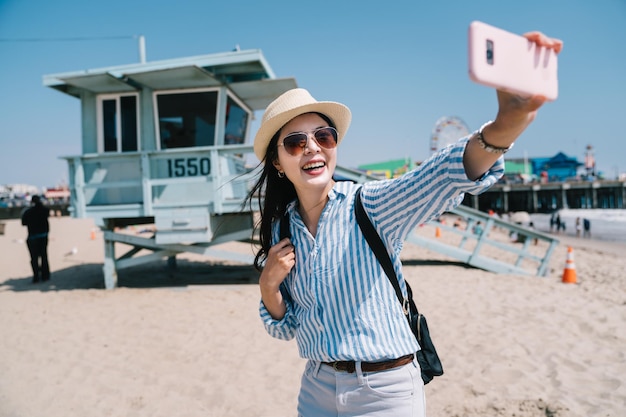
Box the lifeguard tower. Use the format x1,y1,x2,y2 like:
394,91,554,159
43,49,296,289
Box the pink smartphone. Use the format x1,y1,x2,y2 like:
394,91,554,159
468,21,559,101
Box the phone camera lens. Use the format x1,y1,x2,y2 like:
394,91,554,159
486,39,494,65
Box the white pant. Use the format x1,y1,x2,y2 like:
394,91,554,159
297,358,426,417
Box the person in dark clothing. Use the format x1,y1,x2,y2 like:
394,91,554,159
549,212,556,232
583,218,591,238
21,195,50,283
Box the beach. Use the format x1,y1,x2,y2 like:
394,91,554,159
1,216,625,417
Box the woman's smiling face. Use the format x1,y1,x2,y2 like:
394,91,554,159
273,113,337,194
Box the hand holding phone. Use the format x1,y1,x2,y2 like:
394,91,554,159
468,21,561,101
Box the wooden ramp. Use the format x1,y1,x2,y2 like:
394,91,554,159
334,165,559,277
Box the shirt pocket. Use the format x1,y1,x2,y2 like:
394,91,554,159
288,266,333,309
314,264,340,290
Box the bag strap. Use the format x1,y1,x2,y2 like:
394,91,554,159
354,187,419,317
279,210,291,240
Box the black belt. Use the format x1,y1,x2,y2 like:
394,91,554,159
322,353,414,373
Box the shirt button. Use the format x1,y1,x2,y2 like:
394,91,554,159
318,325,324,331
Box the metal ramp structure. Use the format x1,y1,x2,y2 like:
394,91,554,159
334,166,560,277
406,204,559,277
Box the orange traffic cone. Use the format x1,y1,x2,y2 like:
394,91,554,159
562,246,577,284
90,228,97,240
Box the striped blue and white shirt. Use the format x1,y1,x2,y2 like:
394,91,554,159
259,136,504,362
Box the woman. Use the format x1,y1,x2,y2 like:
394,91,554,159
246,33,562,417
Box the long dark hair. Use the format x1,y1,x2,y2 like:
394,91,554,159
245,112,335,271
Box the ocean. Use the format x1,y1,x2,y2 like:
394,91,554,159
530,209,626,244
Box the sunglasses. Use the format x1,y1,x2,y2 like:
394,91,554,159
278,126,338,156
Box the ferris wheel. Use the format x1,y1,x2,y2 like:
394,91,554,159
430,116,470,154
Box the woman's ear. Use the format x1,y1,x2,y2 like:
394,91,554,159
272,159,282,173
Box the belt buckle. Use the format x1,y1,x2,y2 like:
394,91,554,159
332,362,341,372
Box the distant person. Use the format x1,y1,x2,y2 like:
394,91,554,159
21,195,50,283
472,221,484,235
575,217,582,237
549,212,557,232
582,218,590,236
529,221,539,245
555,213,562,234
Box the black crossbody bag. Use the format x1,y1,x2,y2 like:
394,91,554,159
354,187,444,384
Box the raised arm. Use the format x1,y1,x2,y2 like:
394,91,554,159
464,32,563,180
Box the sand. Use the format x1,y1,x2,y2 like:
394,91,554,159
1,216,625,417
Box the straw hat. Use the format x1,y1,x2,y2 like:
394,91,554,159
253,88,352,161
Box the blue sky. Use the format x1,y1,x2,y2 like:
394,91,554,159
1,0,625,188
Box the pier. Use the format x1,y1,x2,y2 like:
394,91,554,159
463,180,626,213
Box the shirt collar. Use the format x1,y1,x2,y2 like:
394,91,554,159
285,181,348,214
